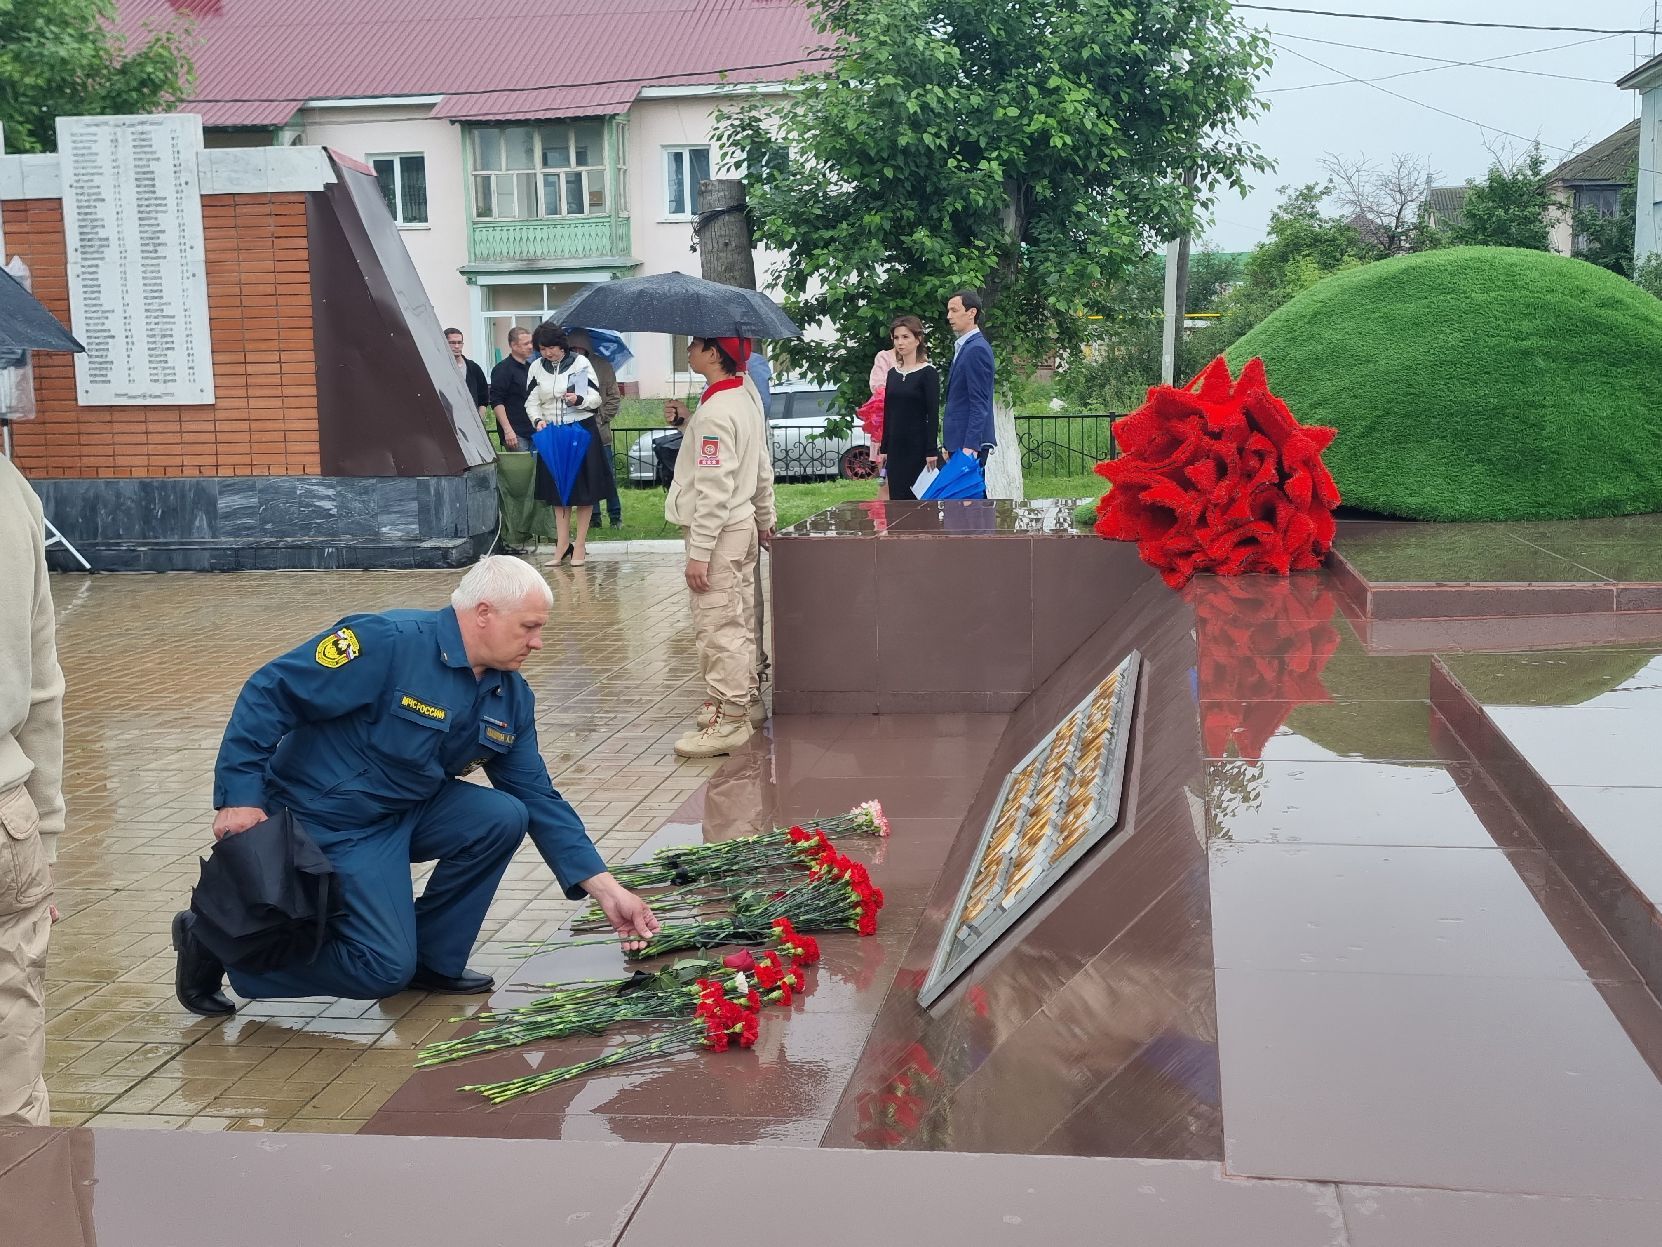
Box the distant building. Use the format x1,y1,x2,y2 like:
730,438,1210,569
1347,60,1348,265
114,0,821,395
1421,185,1469,234
1617,56,1662,269
1543,120,1639,257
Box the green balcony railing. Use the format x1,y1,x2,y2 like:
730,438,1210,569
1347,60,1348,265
468,215,632,265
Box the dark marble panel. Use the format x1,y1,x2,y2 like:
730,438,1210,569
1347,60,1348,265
216,476,261,537
770,538,878,694
374,477,421,538
872,537,1033,696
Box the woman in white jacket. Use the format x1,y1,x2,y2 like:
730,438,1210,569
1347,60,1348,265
527,322,607,566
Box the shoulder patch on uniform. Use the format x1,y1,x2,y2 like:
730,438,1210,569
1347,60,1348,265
697,436,721,467
315,627,362,669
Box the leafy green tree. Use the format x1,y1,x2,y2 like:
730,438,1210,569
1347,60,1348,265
1448,145,1555,251
1183,183,1375,363
0,0,194,155
727,0,1270,402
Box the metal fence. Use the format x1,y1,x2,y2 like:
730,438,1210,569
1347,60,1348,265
610,412,1122,488
615,425,877,488
1013,413,1121,477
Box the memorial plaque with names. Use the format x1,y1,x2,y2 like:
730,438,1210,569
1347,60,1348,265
918,652,1141,1008
58,114,214,405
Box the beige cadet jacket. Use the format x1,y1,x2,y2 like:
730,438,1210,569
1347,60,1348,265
0,454,65,864
664,376,777,561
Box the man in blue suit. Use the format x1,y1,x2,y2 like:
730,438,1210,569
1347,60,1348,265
171,556,659,1015
943,290,996,469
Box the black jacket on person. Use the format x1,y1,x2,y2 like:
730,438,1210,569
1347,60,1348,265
488,355,534,441
460,358,490,409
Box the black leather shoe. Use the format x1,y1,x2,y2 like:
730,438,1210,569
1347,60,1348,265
172,911,237,1017
407,965,494,994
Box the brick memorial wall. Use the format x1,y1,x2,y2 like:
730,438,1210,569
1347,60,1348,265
1,123,498,571
7,192,321,480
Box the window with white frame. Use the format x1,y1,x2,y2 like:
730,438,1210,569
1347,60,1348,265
664,145,711,218
471,122,609,221
370,153,429,226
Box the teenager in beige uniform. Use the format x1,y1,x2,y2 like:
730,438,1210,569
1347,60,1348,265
665,335,776,759
0,453,65,1127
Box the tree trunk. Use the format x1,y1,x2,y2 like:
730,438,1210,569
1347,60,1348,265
696,179,757,290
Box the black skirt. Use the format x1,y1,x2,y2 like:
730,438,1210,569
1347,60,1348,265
533,416,611,507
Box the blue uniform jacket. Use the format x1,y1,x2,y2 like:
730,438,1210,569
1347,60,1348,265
943,332,996,453
212,607,606,899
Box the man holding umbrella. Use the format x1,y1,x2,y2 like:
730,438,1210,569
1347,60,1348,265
666,335,775,759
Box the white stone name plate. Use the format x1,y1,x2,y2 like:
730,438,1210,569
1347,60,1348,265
58,114,214,405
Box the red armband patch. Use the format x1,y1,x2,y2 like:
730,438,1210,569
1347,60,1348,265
697,436,721,467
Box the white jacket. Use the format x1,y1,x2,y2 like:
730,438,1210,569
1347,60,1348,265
526,354,602,427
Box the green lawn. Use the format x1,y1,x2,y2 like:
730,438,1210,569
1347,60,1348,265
586,469,1105,542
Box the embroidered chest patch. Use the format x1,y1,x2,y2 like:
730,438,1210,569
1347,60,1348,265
697,436,721,467
398,694,448,722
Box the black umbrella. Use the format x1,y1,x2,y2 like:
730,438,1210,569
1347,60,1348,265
188,808,345,973
553,271,800,339
0,268,83,357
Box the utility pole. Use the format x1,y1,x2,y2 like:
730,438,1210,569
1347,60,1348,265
694,179,756,291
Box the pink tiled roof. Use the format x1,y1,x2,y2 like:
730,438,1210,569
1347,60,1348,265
118,0,825,127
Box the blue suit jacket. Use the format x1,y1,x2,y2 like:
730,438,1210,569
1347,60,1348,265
943,332,995,452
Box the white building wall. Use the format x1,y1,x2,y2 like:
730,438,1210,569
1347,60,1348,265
290,106,473,348
626,93,791,396
1638,91,1661,269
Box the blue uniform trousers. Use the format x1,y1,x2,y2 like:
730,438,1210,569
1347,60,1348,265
227,781,527,1001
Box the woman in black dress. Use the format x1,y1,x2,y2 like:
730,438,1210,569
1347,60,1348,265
876,315,940,501
526,323,610,566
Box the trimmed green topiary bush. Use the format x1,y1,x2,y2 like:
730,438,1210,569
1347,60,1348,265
1225,247,1662,521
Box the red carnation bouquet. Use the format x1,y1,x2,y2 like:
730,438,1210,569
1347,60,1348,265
458,977,761,1104
1095,356,1339,588
607,802,889,891
419,927,819,1071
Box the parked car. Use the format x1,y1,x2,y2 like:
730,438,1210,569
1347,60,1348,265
625,381,876,485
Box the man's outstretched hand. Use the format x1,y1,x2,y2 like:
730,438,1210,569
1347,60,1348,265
583,872,661,951
213,806,268,840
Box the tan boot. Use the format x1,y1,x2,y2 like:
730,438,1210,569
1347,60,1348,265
675,711,756,759
697,699,767,729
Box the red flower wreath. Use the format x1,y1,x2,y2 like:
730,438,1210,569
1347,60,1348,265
1095,356,1339,589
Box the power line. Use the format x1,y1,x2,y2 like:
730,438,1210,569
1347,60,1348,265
1236,4,1661,35
183,53,835,106
1270,41,1581,157
1266,31,1618,90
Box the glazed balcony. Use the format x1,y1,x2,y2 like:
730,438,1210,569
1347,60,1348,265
466,215,632,266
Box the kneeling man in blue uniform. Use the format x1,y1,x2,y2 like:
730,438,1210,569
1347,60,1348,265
172,556,659,1016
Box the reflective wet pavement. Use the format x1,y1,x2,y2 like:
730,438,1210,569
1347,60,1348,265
20,519,1662,1243
41,561,727,1132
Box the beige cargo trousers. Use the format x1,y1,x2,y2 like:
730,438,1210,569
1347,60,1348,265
687,522,761,717
0,782,52,1126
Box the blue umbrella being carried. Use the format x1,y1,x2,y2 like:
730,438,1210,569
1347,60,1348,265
920,450,987,500
563,326,634,369
531,421,593,505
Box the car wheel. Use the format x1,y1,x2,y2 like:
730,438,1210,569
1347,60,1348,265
838,445,877,480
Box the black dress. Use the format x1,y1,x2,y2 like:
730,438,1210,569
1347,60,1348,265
528,358,611,508
880,364,940,501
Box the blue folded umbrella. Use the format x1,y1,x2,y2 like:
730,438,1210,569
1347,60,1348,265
920,450,987,500
531,421,593,505
565,326,633,368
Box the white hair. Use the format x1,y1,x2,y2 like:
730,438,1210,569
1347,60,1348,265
452,556,553,611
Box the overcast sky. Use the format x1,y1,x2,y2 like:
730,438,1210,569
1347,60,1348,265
1205,0,1657,249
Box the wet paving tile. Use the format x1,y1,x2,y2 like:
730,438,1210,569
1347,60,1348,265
621,1148,1348,1247
1217,967,1662,1198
